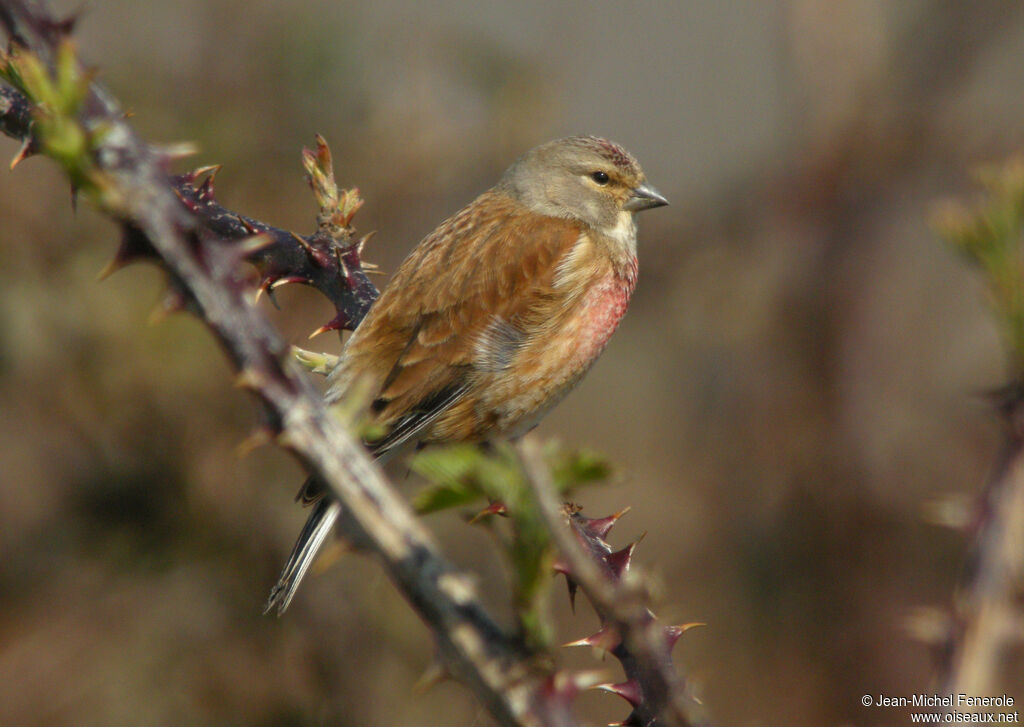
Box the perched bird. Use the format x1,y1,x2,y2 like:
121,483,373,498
266,135,667,614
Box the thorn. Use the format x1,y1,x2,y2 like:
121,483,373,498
235,232,276,259
290,231,318,258
355,230,376,257
99,227,156,281
97,249,136,282
551,557,579,610
260,275,309,306
413,659,449,694
174,187,199,213
154,141,199,163
96,256,124,282
189,164,221,185
276,429,301,452
237,216,260,234
468,501,508,523
309,312,349,340
9,137,35,170
335,245,351,283
665,622,705,649
563,635,593,649
564,625,620,653
234,368,266,391
235,427,273,458
580,507,631,540
269,276,309,291
197,170,220,201
264,285,280,309
605,542,637,579
255,277,281,309
146,306,169,327
593,680,642,707
548,670,607,699
147,288,187,325
274,430,301,452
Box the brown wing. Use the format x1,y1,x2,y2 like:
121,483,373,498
325,189,583,452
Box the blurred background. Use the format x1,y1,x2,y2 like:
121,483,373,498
2,1,1023,725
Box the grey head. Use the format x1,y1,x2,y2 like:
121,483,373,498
497,135,668,231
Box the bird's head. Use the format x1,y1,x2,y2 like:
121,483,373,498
499,135,668,232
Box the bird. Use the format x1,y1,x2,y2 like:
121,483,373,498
265,135,668,614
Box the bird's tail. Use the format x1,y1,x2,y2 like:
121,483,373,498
264,421,412,615
264,497,342,616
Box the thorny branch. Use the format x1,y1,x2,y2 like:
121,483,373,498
518,438,703,727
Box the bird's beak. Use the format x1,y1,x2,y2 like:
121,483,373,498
624,182,669,212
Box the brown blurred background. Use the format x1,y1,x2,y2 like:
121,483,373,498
2,1,1024,725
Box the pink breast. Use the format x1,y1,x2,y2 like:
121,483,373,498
570,261,637,368
486,258,638,438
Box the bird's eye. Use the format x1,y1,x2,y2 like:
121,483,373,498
590,171,610,185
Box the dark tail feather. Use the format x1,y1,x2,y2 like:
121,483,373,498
264,498,342,616
264,397,449,615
